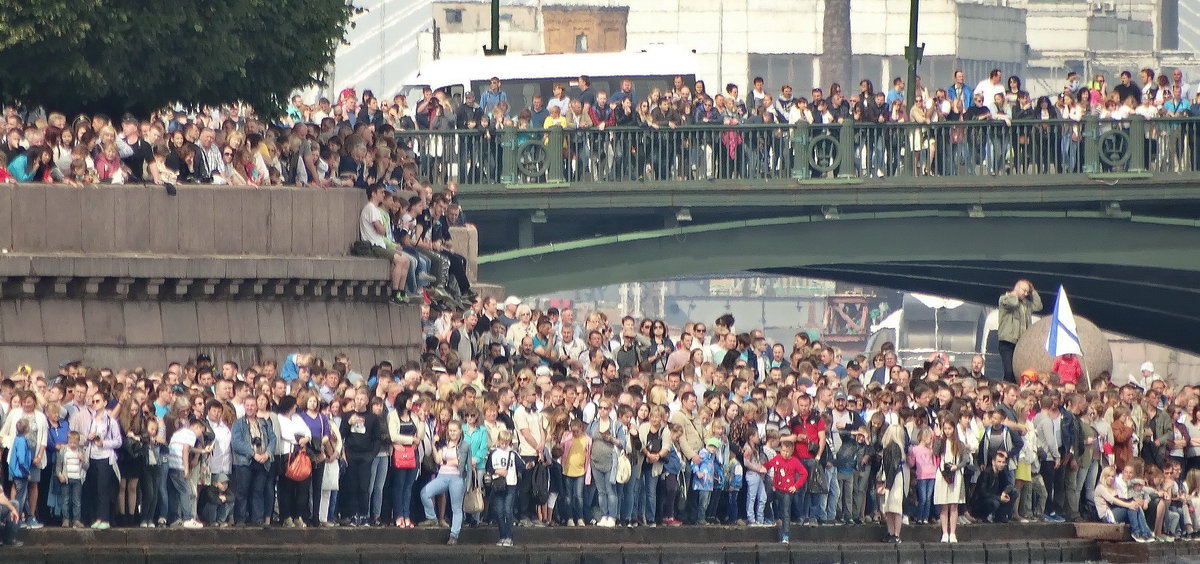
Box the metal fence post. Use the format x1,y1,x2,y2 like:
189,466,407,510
837,118,855,178
791,122,811,179
547,127,565,183
1082,114,1100,174
1128,115,1146,173
500,128,517,185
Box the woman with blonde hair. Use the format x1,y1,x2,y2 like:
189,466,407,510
877,423,908,543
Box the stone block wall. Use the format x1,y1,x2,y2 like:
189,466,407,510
0,184,484,374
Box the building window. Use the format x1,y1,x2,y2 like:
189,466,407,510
575,33,588,53
444,9,462,24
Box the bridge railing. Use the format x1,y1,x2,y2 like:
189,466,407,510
393,116,1200,186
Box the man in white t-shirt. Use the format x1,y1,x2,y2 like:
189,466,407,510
168,419,206,528
358,184,414,304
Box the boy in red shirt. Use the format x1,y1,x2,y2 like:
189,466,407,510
765,437,808,544
1051,353,1083,387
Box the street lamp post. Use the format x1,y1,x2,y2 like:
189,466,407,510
904,0,924,174
484,0,507,55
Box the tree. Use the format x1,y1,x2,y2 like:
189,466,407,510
0,0,353,118
821,0,852,93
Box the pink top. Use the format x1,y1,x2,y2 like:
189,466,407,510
907,444,937,480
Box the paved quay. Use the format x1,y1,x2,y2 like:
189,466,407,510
1,522,1116,563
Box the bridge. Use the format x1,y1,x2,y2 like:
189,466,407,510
425,116,1200,353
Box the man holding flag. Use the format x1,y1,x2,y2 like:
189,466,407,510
998,279,1042,383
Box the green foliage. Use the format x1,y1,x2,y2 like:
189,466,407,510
0,0,353,118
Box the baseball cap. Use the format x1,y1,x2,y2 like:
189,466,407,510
535,365,552,377
835,391,848,401
705,438,722,449
1140,362,1155,373
505,296,521,307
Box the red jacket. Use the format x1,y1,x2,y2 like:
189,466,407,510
765,453,808,492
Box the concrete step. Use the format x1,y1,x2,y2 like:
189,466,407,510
0,539,1101,564
19,521,1079,547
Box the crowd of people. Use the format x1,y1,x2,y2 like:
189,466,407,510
0,280,1187,548
3,66,1200,188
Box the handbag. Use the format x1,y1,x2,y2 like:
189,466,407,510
421,450,438,474
393,443,417,469
463,474,485,514
614,453,632,485
285,447,312,481
806,463,829,494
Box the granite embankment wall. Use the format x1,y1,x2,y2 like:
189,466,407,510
0,184,479,371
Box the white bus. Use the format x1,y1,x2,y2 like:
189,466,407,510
397,47,701,111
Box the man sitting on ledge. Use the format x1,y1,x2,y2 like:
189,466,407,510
358,184,417,304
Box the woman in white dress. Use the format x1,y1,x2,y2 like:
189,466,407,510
877,424,908,543
934,417,968,543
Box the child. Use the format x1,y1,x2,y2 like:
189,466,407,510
834,426,869,524
200,475,234,526
56,430,89,528
559,419,591,527
765,437,807,544
139,418,163,528
1052,353,1083,388
168,418,206,529
907,428,936,524
743,430,769,526
691,438,722,524
659,441,683,526
8,420,32,527
319,429,343,526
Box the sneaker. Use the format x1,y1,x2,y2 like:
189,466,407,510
447,535,458,546
282,518,295,528
183,519,203,529
94,521,111,531
940,533,949,543
781,536,789,545
72,521,85,529
26,519,42,529
949,534,958,543
1134,535,1151,543
390,292,411,305
418,520,441,528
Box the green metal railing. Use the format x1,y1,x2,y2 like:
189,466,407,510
392,115,1200,187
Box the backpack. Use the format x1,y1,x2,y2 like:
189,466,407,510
530,461,551,505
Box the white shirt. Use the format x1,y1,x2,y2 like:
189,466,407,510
359,202,389,248
207,417,233,474
278,413,312,449
491,447,520,486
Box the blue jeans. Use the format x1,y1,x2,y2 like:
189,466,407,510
391,467,419,519
694,489,712,521
234,463,271,525
63,479,82,523
746,472,767,524
640,467,658,523
13,478,29,520
1112,506,1152,538
168,468,193,522
823,466,839,521
368,455,388,520
563,475,586,521
157,461,171,521
593,468,617,518
492,486,516,541
915,479,934,521
777,491,794,540
421,472,465,538
620,463,642,521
